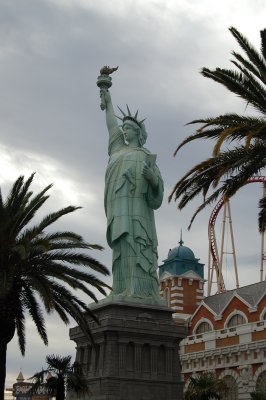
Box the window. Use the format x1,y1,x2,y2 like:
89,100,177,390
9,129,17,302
164,287,170,307
262,310,266,320
195,321,212,334
227,313,246,328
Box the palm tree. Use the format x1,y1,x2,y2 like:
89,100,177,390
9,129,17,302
184,373,227,400
0,174,110,400
251,391,266,400
31,354,88,400
169,27,266,233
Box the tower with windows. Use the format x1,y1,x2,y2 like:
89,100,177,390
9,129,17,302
159,236,205,324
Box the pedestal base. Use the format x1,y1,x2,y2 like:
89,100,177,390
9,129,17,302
69,300,186,400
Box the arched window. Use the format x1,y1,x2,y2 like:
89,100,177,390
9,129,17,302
221,376,238,400
256,371,266,392
227,313,246,328
195,321,212,334
262,310,266,320
164,287,170,307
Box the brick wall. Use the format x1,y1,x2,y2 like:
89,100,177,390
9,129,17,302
216,336,239,348
184,342,205,354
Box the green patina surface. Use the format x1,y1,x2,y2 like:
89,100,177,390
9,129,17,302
97,70,165,305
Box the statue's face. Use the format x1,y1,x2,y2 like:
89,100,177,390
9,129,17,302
123,121,140,145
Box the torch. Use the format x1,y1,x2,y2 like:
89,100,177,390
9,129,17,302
96,66,119,110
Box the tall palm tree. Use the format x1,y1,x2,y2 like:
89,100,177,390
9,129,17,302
31,354,88,400
169,27,266,232
184,373,227,400
0,174,110,400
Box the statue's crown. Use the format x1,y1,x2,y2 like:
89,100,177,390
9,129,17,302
116,105,146,128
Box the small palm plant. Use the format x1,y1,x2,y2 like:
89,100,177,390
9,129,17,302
184,372,227,400
170,27,266,233
31,354,88,400
251,390,266,400
0,174,110,400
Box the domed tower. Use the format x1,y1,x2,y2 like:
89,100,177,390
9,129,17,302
159,235,205,323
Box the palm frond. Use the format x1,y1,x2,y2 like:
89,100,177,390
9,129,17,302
229,27,266,79
13,185,52,236
231,51,263,82
171,141,266,229
22,286,48,345
53,303,70,324
261,29,266,61
0,188,4,219
23,275,54,312
259,190,266,233
175,114,266,156
46,354,72,372
21,207,80,242
201,67,266,114
5,176,24,210
15,298,26,355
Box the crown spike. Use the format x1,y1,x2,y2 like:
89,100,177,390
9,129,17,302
117,105,146,129
117,106,126,116
114,115,124,121
126,104,132,117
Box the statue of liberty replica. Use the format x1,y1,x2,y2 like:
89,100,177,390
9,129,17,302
98,66,163,303
69,67,185,400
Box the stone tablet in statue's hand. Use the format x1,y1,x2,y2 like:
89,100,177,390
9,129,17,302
142,162,158,189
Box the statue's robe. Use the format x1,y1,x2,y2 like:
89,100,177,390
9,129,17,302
104,126,163,299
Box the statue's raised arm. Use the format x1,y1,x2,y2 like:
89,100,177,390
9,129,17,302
97,66,125,155
96,67,164,305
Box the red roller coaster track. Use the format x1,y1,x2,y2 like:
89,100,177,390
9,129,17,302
208,176,266,293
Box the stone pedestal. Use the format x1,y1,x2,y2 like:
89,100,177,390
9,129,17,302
69,300,186,400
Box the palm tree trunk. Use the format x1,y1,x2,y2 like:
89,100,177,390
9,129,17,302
0,317,16,400
56,375,65,400
0,342,7,400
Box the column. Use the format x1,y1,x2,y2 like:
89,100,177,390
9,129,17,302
166,348,173,375
135,344,142,373
151,346,157,374
119,343,126,369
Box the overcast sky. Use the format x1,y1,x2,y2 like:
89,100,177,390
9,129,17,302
2,0,266,387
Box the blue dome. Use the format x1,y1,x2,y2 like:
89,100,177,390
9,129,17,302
167,240,195,261
159,236,204,279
